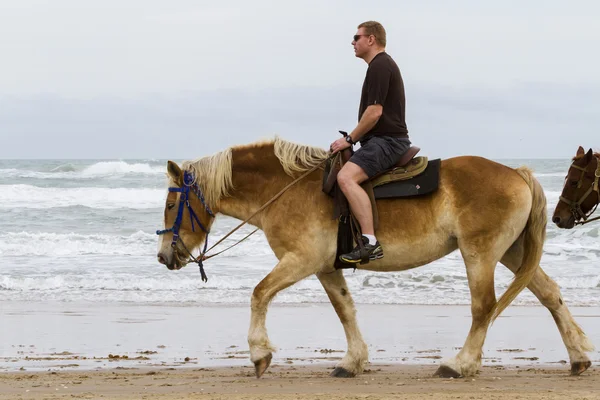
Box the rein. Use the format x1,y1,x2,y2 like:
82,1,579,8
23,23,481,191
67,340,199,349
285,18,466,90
558,156,600,226
157,156,330,281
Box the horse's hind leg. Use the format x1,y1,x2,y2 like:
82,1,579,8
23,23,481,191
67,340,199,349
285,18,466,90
436,245,498,378
248,254,319,378
501,241,594,375
316,269,368,377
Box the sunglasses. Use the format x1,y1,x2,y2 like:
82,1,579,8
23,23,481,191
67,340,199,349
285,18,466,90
353,34,372,42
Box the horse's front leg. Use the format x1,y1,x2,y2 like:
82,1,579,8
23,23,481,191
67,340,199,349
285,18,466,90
316,269,368,377
249,253,320,378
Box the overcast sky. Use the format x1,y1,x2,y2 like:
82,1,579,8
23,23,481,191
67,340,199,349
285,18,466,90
0,0,598,159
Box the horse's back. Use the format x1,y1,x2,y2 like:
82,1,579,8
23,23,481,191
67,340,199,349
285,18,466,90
439,156,533,209
376,156,533,242
438,156,534,240
376,156,532,220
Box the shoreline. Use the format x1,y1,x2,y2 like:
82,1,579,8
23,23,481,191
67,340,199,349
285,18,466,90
1,302,599,373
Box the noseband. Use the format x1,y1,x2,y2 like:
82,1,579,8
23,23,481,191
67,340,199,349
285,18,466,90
156,171,214,281
559,156,600,225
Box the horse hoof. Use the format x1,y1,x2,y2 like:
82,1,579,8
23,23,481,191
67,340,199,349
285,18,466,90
434,365,463,378
571,361,592,376
330,367,356,378
254,353,272,378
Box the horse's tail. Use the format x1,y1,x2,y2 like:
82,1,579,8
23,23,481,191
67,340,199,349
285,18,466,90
490,167,547,323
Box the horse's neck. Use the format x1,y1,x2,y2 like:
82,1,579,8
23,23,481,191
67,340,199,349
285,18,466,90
218,150,293,228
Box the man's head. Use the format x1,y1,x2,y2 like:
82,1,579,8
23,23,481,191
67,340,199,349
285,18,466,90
352,21,386,60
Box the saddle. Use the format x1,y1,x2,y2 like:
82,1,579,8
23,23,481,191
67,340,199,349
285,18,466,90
323,146,428,195
322,144,441,269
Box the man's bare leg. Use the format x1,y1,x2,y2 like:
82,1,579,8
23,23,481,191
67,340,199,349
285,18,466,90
337,162,373,235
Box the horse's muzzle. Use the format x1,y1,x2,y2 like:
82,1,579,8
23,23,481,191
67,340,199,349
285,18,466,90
157,252,176,270
157,253,168,265
553,214,575,229
158,251,186,270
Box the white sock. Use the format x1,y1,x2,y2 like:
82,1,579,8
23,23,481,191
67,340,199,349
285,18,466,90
363,234,377,244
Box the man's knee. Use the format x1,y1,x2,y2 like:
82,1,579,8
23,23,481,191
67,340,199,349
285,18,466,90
337,169,354,191
337,164,366,191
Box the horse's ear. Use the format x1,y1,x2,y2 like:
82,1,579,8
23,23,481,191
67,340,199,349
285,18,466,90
577,146,585,156
167,161,183,187
585,148,594,162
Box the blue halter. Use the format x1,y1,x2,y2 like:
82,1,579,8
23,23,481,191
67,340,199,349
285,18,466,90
156,171,215,281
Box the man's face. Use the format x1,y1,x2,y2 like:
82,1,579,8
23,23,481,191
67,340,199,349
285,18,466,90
352,28,371,58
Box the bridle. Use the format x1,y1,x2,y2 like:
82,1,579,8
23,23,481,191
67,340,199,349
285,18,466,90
558,155,600,226
156,171,215,281
157,157,330,281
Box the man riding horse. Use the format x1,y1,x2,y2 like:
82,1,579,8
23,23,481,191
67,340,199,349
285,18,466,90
330,21,411,264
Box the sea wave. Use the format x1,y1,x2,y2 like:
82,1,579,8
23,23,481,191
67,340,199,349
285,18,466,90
50,163,78,173
0,161,164,180
534,172,567,178
0,231,156,256
0,185,165,209
0,228,271,257
81,161,164,177
0,269,597,305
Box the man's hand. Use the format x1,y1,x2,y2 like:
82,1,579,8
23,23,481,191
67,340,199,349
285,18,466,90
330,137,351,154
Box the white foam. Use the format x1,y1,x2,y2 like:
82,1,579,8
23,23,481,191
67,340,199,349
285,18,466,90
50,163,77,172
0,231,157,256
81,161,164,177
0,228,272,258
0,185,164,209
1,253,598,305
1,267,596,305
534,172,567,177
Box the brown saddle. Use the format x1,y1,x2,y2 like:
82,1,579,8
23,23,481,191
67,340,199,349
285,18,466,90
322,146,425,196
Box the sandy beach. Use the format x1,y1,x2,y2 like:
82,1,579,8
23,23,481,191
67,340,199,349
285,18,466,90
1,364,599,399
1,302,599,398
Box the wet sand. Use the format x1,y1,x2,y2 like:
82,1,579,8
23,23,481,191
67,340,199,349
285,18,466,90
1,302,599,398
2,303,599,370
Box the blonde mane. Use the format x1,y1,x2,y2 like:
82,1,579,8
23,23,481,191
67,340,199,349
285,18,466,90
273,137,328,177
180,150,233,208
173,137,328,205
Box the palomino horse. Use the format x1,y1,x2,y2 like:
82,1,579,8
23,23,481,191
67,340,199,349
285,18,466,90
553,146,600,229
157,138,593,378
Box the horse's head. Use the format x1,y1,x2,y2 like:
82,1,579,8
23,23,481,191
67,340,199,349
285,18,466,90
553,146,600,229
157,161,216,270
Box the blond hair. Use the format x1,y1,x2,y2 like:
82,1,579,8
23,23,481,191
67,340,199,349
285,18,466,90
358,21,386,47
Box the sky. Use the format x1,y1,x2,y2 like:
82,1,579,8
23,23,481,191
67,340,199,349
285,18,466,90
0,0,598,159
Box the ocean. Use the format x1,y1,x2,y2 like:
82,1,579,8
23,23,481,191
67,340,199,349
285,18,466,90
1,158,598,307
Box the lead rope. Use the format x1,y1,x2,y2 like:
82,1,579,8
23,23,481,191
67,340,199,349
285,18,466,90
201,156,330,259
186,155,332,280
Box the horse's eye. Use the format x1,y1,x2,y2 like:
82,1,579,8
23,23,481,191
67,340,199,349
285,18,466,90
570,180,579,187
167,203,175,210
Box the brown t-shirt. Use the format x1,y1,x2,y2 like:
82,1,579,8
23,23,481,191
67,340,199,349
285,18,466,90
358,52,409,141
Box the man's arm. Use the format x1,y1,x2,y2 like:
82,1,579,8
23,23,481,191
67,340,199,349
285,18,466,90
348,104,383,143
330,104,383,153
